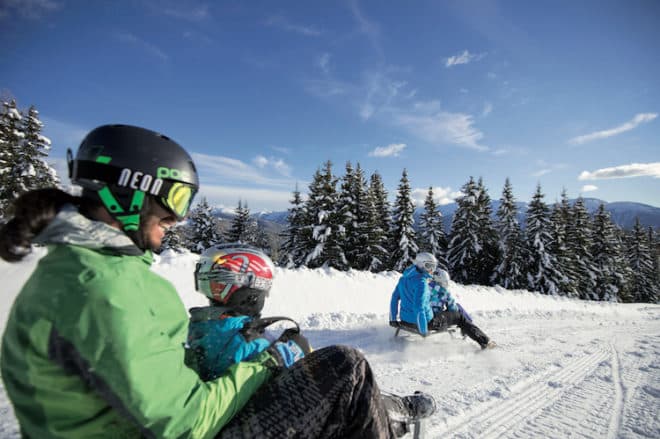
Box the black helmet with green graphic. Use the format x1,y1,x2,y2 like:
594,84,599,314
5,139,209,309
68,124,199,243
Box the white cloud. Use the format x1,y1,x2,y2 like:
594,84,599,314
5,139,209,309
368,143,406,157
266,15,321,36
569,113,658,145
193,153,295,187
251,155,291,176
199,185,295,212
445,50,486,68
578,162,660,180
411,186,458,206
393,102,488,151
253,155,268,168
581,185,598,192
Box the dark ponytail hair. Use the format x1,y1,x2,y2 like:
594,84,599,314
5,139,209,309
0,188,81,262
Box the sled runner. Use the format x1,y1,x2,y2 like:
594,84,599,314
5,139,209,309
389,320,462,339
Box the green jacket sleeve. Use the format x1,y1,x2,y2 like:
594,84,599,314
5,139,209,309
57,256,274,438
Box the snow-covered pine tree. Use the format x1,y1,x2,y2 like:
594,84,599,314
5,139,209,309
649,227,660,299
390,169,418,272
338,162,357,267
0,101,58,219
226,200,250,243
626,218,656,302
491,178,527,289
447,177,481,284
347,163,373,270
591,203,628,301
22,106,59,188
244,216,271,254
161,225,186,253
418,186,448,271
568,197,598,299
525,184,565,295
303,161,347,269
549,190,578,297
184,197,223,253
279,184,307,268
475,177,498,285
367,171,391,271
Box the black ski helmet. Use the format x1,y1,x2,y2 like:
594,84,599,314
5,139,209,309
68,124,199,246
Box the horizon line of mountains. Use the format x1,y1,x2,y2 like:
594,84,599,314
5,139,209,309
213,197,660,234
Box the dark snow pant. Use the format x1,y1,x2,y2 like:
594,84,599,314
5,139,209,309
430,311,490,347
218,345,396,439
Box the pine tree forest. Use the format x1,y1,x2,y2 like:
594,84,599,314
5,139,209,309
0,101,657,304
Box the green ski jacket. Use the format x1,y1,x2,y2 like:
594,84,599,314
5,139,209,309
1,207,274,438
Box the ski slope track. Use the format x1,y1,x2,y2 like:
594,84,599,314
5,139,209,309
308,310,659,438
0,250,658,438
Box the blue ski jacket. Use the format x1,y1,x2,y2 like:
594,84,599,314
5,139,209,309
389,265,434,335
185,307,272,381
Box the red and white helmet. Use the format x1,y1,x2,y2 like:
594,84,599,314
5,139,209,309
195,244,274,317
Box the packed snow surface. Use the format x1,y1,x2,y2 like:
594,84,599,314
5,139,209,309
1,249,658,438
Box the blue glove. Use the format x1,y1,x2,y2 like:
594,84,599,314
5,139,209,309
266,329,311,368
269,340,306,368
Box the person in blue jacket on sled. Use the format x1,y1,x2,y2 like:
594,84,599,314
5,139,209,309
390,252,496,349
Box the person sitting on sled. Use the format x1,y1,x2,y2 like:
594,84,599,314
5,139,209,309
186,243,311,380
389,252,495,349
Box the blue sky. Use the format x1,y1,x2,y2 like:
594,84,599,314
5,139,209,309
2,0,659,212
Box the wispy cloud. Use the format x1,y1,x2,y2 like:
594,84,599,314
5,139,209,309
359,72,408,120
445,50,486,68
317,52,331,74
266,15,322,36
114,31,168,61
200,185,296,212
252,155,292,177
193,153,296,188
368,143,406,157
0,0,60,20
270,145,291,155
411,187,460,206
581,185,598,192
482,102,493,116
578,162,660,180
348,0,383,59
392,101,488,151
161,4,210,21
303,78,350,98
569,113,658,145
531,161,567,177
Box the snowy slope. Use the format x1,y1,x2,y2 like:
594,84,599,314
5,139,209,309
1,249,659,438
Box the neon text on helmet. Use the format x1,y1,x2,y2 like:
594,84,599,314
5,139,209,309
117,168,163,195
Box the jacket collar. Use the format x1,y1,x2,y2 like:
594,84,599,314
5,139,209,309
33,204,149,259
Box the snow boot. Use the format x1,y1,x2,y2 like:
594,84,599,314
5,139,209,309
381,391,437,423
481,340,497,349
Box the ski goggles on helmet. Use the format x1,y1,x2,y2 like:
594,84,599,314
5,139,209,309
158,182,196,220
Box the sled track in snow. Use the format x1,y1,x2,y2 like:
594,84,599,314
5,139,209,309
430,346,623,439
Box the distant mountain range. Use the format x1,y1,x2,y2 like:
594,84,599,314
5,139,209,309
214,198,660,235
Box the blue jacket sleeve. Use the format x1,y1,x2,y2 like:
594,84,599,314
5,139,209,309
390,282,401,321
186,314,271,381
414,278,433,336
